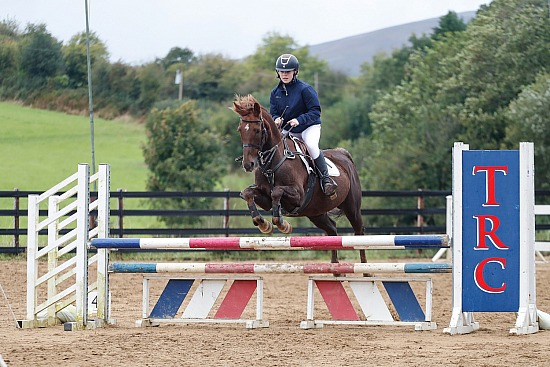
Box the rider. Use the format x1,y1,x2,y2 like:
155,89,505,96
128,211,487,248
270,53,338,197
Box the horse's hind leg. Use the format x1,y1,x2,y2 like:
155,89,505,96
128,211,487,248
308,213,339,263
339,192,367,263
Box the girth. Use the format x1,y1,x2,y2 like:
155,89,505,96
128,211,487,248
258,135,316,215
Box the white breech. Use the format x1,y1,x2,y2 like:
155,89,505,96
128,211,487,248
290,124,321,159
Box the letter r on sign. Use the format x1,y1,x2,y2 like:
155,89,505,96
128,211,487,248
473,214,509,250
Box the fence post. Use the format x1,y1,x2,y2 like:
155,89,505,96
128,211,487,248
117,189,124,238
223,189,230,237
417,189,424,233
13,188,20,253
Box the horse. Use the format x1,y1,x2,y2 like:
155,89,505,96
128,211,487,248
231,95,365,264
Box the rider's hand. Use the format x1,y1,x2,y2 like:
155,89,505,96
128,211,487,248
274,117,283,126
288,119,299,128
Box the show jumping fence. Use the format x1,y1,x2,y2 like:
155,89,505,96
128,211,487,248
1,189,459,253
18,142,547,334
4,189,550,254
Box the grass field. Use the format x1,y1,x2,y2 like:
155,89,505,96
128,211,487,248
0,101,148,191
0,101,254,192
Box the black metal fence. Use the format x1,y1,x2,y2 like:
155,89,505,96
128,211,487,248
2,189,550,254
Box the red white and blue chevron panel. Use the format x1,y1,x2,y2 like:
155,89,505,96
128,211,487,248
301,277,436,330
141,276,268,329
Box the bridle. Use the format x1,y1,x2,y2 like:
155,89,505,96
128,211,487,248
240,113,294,186
240,115,267,151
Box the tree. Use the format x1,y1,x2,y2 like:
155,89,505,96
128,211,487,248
432,11,467,39
62,31,109,88
0,17,19,38
19,23,63,87
0,20,20,93
348,10,466,143
452,0,550,148
137,62,163,111
505,73,550,189
352,0,550,195
333,33,432,146
161,47,195,69
143,102,227,225
183,53,239,102
360,28,470,191
320,95,371,147
93,61,141,116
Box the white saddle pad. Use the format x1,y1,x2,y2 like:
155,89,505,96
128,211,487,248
289,136,340,177
325,157,340,177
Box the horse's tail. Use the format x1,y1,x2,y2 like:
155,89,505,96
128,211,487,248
332,146,363,200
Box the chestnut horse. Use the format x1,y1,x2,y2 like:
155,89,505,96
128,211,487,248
232,95,365,263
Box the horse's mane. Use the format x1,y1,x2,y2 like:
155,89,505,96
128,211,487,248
233,94,258,111
232,94,271,120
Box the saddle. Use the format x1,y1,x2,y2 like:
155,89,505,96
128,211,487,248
285,135,340,177
282,135,340,216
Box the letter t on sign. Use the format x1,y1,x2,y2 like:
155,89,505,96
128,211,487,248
472,166,508,206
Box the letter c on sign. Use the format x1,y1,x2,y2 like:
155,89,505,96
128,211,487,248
474,257,506,293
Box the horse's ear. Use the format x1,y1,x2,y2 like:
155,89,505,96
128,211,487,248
232,102,243,116
253,102,261,116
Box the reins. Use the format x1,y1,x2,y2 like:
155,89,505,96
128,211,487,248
239,114,300,186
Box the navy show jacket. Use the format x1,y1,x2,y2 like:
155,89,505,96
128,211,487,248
269,79,322,133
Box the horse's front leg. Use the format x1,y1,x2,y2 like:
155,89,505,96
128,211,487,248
240,185,273,234
270,186,301,234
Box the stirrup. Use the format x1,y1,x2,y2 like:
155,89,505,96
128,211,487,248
321,177,337,197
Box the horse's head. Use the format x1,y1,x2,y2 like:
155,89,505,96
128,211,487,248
232,95,271,172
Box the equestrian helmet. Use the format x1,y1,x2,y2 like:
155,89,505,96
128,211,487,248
275,54,299,71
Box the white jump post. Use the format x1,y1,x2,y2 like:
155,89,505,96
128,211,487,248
21,164,110,330
444,142,538,335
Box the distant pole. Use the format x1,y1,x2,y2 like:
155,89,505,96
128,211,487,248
179,77,183,101
175,69,183,101
85,0,97,182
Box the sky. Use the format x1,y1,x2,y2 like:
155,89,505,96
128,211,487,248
3,0,491,65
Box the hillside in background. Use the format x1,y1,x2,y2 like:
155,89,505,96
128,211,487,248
0,102,148,191
308,11,476,76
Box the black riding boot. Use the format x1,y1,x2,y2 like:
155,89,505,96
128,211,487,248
314,152,338,197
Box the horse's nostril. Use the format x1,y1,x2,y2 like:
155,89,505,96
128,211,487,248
243,161,254,172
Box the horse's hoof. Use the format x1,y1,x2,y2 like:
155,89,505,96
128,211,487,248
259,221,273,234
278,221,292,234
